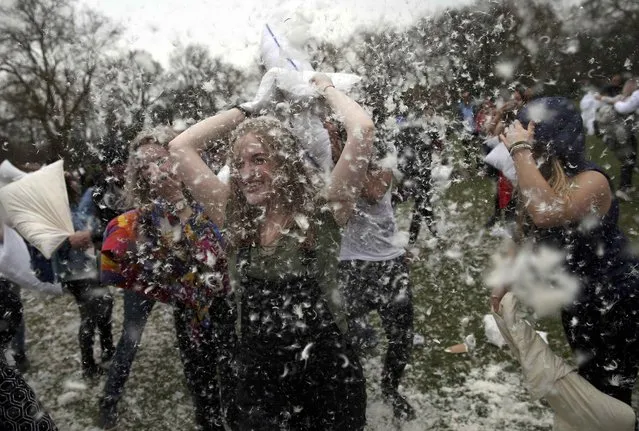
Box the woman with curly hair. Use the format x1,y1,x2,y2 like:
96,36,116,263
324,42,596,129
169,73,373,430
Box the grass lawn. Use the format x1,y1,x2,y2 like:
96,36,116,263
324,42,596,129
17,135,639,430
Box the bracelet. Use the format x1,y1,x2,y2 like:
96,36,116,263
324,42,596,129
509,141,533,156
320,84,336,96
233,105,251,118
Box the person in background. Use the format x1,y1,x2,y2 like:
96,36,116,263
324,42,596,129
336,134,416,420
457,90,479,170
53,173,114,379
600,73,624,98
98,127,233,431
0,221,64,373
393,120,436,243
597,77,638,196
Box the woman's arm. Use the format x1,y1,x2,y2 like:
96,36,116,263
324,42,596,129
313,75,374,225
361,168,393,204
169,108,245,226
500,121,611,228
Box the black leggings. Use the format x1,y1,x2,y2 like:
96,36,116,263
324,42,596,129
64,280,113,369
338,257,414,393
174,299,236,431
619,133,637,191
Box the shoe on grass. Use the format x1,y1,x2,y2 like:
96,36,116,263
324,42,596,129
383,388,416,421
97,397,118,430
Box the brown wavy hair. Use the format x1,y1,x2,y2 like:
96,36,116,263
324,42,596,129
225,116,322,248
122,126,178,209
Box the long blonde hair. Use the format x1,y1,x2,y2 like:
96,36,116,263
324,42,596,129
225,116,322,248
514,156,569,241
122,126,178,209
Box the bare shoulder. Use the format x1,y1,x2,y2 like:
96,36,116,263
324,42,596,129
570,170,612,214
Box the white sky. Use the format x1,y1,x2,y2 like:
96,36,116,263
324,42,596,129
80,0,473,68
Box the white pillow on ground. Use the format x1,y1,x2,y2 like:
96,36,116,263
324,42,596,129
0,160,74,259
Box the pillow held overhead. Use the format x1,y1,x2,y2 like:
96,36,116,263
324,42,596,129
260,23,314,72
0,160,74,259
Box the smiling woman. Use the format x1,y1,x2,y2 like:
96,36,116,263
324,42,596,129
169,71,374,429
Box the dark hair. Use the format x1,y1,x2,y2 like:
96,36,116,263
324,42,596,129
516,97,586,175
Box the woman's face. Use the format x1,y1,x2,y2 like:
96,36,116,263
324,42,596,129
136,143,180,199
232,133,277,206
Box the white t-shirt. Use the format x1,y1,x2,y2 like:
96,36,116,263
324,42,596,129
579,91,601,136
614,90,639,115
339,189,405,262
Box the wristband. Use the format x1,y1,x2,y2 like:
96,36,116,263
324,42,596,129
509,141,533,156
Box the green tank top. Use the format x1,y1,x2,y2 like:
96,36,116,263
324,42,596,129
229,207,347,335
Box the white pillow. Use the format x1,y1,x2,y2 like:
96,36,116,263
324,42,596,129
260,23,314,72
274,68,362,99
258,24,360,172
0,160,74,259
0,160,26,189
484,142,517,183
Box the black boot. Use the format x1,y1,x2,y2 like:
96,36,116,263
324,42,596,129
382,385,416,421
98,396,118,430
12,351,30,374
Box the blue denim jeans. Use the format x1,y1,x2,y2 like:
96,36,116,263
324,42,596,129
102,290,155,404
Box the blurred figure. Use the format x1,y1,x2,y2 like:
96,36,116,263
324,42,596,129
393,119,437,243
457,90,480,170
596,77,638,196
54,173,114,378
0,279,57,430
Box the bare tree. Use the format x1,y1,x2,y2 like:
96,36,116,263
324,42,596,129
0,0,120,161
93,49,165,158
166,43,251,124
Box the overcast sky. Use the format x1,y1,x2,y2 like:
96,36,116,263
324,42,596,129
80,0,474,68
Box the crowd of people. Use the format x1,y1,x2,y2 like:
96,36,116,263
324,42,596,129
0,31,637,431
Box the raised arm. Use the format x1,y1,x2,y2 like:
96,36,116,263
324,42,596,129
500,121,611,228
168,108,245,227
313,75,374,225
